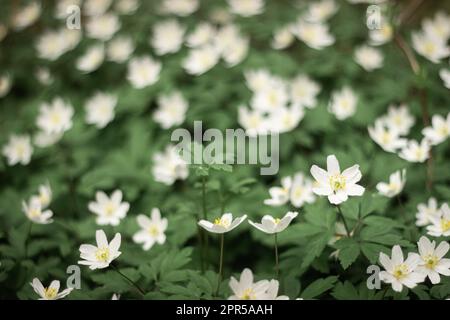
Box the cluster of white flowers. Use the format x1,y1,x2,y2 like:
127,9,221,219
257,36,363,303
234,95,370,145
264,173,315,208
415,198,450,238
22,182,53,225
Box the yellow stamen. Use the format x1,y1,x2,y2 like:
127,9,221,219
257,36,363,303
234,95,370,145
95,247,110,262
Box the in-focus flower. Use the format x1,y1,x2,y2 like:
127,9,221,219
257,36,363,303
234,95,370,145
76,44,105,73
127,56,161,88
416,198,440,227
30,278,72,300
328,87,358,120
12,2,41,30
85,92,118,128
2,134,33,166
412,31,450,64
415,236,450,284
151,19,185,55
228,268,270,300
310,154,365,205
398,139,430,163
354,45,383,71
153,91,188,129
183,45,220,75
0,74,11,98
159,0,199,17
368,120,407,153
381,104,415,136
293,20,335,50
290,74,321,109
31,182,52,208
249,211,298,234
198,213,247,234
379,245,425,292
271,26,295,50
440,69,450,89
422,113,450,146
36,98,74,135
78,230,121,270
376,169,406,198
152,145,189,185
304,0,338,22
427,204,450,237
133,208,168,251
22,198,53,224
88,190,130,226
86,14,120,41
227,0,265,17
107,36,134,63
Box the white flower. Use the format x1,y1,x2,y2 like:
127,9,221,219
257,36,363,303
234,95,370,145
12,2,41,30
264,280,290,300
354,45,383,71
85,92,118,128
35,67,53,86
115,0,139,15
78,230,121,270
228,268,270,300
368,120,407,153
35,30,67,61
133,208,168,251
398,139,430,163
153,91,188,129
422,11,450,43
111,293,121,300
249,211,298,234
55,0,82,19
293,20,335,50
84,0,112,16
328,87,358,120
238,106,269,136
310,154,365,205
186,22,216,48
86,14,121,41
422,113,450,146
160,0,199,16
427,204,450,237
198,213,247,234
244,69,275,92
36,98,74,135
107,36,134,63
218,25,249,67
127,56,161,88
369,19,393,46
250,80,289,112
304,0,338,22
379,245,425,292
209,7,233,24
34,131,63,148
76,44,105,73
268,105,304,134
412,31,450,64
376,169,406,198
415,236,450,284
416,198,440,227
30,278,72,300
290,74,321,109
183,45,220,75
440,69,450,89
22,198,53,224
271,26,295,50
264,176,292,206
382,104,415,136
227,0,265,17
2,134,33,166
0,74,11,98
62,28,82,51
289,173,316,207
152,145,189,185
31,182,52,208
88,190,130,226
151,19,185,55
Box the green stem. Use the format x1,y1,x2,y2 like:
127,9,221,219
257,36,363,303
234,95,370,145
274,233,279,279
111,264,145,297
216,234,224,297
201,177,209,271
336,205,351,237
24,221,33,258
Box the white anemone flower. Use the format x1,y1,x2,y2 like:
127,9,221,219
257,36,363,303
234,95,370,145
88,190,130,226
249,212,298,234
415,236,450,284
376,169,406,198
22,198,53,224
228,268,270,300
133,208,168,251
198,213,247,234
422,113,450,146
30,278,72,300
416,198,440,227
78,230,121,270
427,204,450,237
127,56,162,88
2,134,33,166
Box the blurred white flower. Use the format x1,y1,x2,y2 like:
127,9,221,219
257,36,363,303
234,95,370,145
220,33,249,67
264,176,292,206
416,198,440,227
415,236,450,284
31,182,52,208
183,45,220,75
440,69,450,89
328,87,358,120
115,0,139,15
290,74,321,109
127,56,162,88
379,245,425,292
422,113,450,146
36,30,67,61
86,14,121,41
382,104,415,136
244,69,274,92
2,134,33,166
209,7,233,25
376,169,406,198
0,74,11,98
61,28,82,51
293,20,335,50
249,211,298,234
30,278,72,300
289,173,316,207
153,91,188,129
107,36,135,63
85,92,118,128
227,0,265,17
186,22,216,48
304,0,338,22
55,0,82,19
421,11,450,43
88,190,130,226
412,31,450,64
152,145,189,185
368,120,407,153
354,45,383,71
269,105,305,134
398,139,430,163
151,19,185,55
238,106,269,136
35,67,53,86
198,213,247,234
250,80,289,112
22,198,53,224
36,98,74,135
12,1,41,30
369,19,393,46
427,204,450,237
34,131,63,148
84,0,112,16
133,208,168,251
160,0,199,16
310,154,364,205
76,44,105,73
271,26,295,50
78,230,121,270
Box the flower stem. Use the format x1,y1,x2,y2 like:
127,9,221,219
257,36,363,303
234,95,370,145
274,233,279,279
201,176,209,271
24,221,33,258
111,264,145,297
336,205,350,237
216,234,224,297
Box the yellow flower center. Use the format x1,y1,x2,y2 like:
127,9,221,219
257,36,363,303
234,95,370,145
393,264,409,280
424,254,439,269
274,218,281,224
240,288,256,300
50,112,61,125
214,217,230,228
29,209,41,218
44,287,57,299
424,42,436,55
441,219,450,232
104,203,116,216
95,247,110,262
293,187,303,198
329,174,346,191
381,131,391,145
438,126,449,137
148,225,160,237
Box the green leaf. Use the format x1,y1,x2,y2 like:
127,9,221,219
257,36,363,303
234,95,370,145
300,276,338,299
